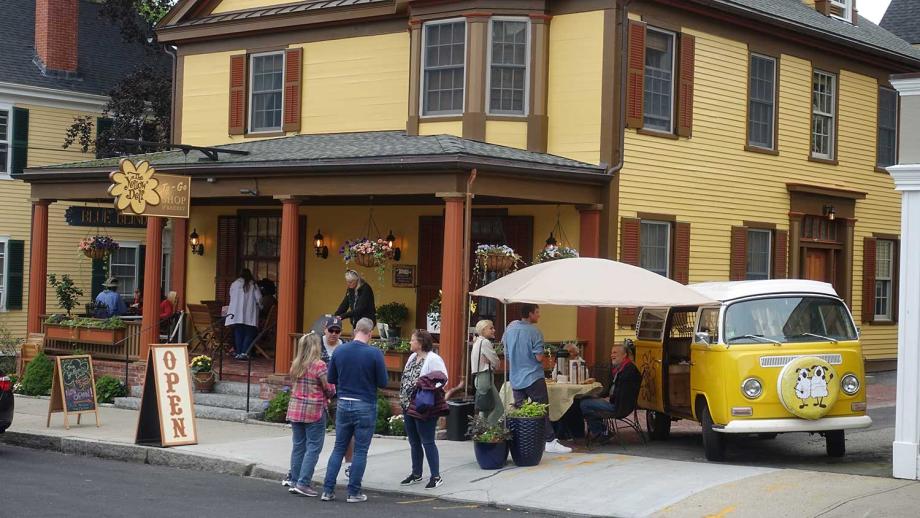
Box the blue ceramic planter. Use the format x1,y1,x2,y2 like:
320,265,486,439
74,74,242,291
508,416,545,467
473,440,509,469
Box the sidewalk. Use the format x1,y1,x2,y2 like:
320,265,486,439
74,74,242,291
4,396,920,517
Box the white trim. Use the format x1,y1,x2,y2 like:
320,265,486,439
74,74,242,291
715,415,871,433
642,27,677,133
0,82,107,112
420,18,467,118
0,103,11,179
829,0,854,23
811,70,836,160
890,77,920,96
0,236,8,311
485,17,530,117
889,165,920,191
247,51,286,134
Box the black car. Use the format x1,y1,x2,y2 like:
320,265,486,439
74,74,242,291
0,369,13,433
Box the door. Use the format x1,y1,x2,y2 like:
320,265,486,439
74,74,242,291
803,248,832,283
635,308,666,412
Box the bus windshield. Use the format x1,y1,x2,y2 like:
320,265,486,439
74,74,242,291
724,296,857,344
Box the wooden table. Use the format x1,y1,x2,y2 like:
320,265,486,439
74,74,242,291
500,380,603,422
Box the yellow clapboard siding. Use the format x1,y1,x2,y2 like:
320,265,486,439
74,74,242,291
616,29,900,360
211,0,293,14
418,121,462,137
485,120,527,149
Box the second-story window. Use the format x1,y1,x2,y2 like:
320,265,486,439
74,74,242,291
423,20,466,116
811,70,836,160
748,54,776,150
640,220,671,277
249,52,285,133
878,87,898,168
488,19,529,116
643,28,676,133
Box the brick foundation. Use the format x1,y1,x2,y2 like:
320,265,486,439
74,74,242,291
88,359,147,389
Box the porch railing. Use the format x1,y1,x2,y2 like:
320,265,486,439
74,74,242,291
41,319,143,361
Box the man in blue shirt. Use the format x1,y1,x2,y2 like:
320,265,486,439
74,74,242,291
504,303,572,454
94,277,127,318
322,317,388,503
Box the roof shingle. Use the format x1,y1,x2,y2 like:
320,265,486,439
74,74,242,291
881,0,920,46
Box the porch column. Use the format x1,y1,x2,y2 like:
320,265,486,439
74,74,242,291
438,193,465,387
275,197,300,375
577,205,602,369
140,216,164,358
170,217,188,310
26,199,51,334
890,74,920,480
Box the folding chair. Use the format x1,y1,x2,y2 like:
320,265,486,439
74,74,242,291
186,304,219,354
246,304,276,360
584,407,647,448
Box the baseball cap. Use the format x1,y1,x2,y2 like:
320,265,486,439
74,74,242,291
323,316,343,331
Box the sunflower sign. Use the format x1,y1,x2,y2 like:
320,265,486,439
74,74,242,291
108,159,190,218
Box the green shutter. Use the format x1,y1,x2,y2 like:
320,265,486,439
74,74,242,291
91,258,107,301
6,240,24,310
10,108,28,175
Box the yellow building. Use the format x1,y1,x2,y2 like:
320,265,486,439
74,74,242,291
17,0,920,384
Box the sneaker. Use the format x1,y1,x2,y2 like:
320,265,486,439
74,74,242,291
281,475,292,487
321,492,335,501
291,485,319,497
544,439,572,454
344,464,351,478
425,476,443,489
346,493,368,503
239,353,249,360
400,474,423,486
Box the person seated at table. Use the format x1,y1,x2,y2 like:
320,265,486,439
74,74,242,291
95,277,128,318
160,290,178,319
579,343,642,444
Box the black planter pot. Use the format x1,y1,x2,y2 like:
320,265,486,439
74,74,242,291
507,416,545,467
473,440,509,469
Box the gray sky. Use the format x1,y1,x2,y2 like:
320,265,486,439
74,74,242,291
861,0,892,23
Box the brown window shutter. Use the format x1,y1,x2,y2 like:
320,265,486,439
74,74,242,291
228,54,247,135
282,48,302,132
861,237,877,324
673,222,691,284
626,21,646,130
814,0,832,16
619,217,641,327
773,229,788,279
730,226,748,281
676,34,695,138
216,215,240,304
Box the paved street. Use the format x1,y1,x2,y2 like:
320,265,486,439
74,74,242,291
0,445,553,518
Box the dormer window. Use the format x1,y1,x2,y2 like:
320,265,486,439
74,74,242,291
828,0,853,23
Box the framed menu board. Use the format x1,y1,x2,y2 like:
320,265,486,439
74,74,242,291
47,355,100,429
392,264,416,288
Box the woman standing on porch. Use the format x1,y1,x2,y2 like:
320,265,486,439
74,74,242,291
334,270,376,330
225,268,262,360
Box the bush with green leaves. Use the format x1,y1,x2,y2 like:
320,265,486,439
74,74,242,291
375,392,393,434
95,375,127,403
47,274,83,317
376,302,409,327
387,414,405,436
19,351,54,396
263,388,290,423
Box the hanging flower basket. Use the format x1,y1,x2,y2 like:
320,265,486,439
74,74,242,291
475,244,522,274
79,235,120,260
484,254,516,273
340,238,395,280
537,245,579,263
354,253,379,268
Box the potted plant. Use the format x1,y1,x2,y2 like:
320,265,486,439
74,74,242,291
374,339,413,371
506,398,549,467
190,355,215,392
468,414,511,469
340,237,394,280
537,245,579,263
474,244,522,278
427,291,441,333
78,235,120,260
43,315,126,344
48,273,83,317
377,301,409,339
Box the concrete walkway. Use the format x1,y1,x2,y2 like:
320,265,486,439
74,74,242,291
4,396,919,517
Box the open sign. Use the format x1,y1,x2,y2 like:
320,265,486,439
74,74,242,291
136,344,199,447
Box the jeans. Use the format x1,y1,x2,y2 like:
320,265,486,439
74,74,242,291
579,398,617,436
233,324,258,355
474,371,503,426
322,399,376,496
290,411,327,487
512,377,554,442
403,411,439,478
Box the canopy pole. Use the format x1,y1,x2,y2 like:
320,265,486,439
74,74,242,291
461,169,476,395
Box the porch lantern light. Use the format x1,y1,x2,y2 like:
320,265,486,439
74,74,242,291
544,231,558,249
189,228,204,256
823,204,836,221
386,229,402,261
314,229,329,259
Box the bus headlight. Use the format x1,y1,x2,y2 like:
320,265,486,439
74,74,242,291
841,374,860,395
742,377,763,399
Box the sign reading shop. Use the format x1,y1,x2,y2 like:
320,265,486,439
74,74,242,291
108,159,191,219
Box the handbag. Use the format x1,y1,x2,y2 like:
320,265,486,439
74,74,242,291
414,388,435,413
473,338,495,413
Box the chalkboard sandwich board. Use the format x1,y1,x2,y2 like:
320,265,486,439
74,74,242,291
47,355,101,429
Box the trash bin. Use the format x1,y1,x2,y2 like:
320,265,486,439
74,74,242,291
446,399,475,441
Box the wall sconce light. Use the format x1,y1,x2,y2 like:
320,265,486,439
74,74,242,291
823,204,836,221
386,229,402,261
314,229,329,259
189,228,204,256
544,231,558,249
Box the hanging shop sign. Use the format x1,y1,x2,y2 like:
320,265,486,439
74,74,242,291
64,206,147,228
136,344,199,447
108,159,191,219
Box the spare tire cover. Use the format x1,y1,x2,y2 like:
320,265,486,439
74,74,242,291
777,356,839,420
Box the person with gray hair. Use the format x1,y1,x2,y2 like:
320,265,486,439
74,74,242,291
470,320,503,425
321,316,387,503
334,270,376,330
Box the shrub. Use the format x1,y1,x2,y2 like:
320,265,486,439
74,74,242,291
19,351,54,396
95,375,127,403
375,392,392,434
387,414,405,436
263,388,290,423
468,414,511,443
47,274,83,317
376,302,409,327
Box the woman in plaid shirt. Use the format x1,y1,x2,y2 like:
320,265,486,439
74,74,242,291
287,332,335,497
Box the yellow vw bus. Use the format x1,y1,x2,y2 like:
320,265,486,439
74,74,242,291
629,280,871,461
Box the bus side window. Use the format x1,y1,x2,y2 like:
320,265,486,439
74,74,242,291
698,308,720,343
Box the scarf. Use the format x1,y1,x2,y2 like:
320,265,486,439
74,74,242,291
608,357,634,400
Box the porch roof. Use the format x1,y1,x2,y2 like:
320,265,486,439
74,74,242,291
17,131,608,182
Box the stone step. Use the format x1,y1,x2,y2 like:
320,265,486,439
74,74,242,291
193,392,265,411
129,380,263,399
113,397,264,423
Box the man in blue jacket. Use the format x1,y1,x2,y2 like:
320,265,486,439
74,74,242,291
322,317,388,503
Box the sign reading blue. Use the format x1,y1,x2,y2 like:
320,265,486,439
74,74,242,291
65,206,146,228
